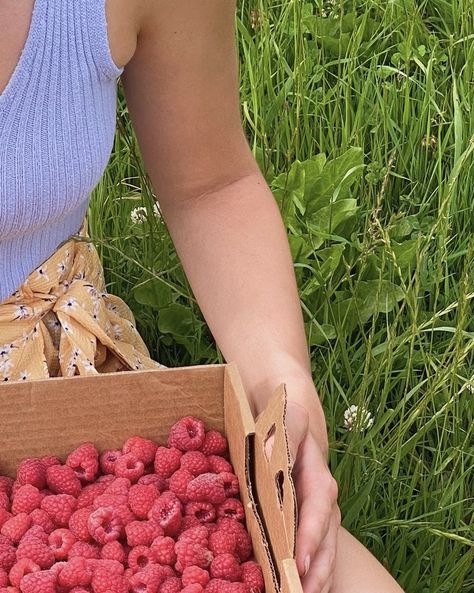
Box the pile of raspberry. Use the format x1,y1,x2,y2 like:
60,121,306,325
0,416,265,593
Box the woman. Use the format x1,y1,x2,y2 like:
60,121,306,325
0,1,406,592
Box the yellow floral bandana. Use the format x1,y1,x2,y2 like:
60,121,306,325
0,218,164,383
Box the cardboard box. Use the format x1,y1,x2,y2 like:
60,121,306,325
0,363,302,593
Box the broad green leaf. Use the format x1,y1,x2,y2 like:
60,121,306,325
307,199,358,234
133,278,173,310
158,304,195,337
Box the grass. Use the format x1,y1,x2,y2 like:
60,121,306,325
87,1,474,591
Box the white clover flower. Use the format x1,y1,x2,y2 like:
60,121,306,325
463,382,474,393
343,404,374,432
130,202,161,224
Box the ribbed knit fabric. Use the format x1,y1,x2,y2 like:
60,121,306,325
0,0,123,302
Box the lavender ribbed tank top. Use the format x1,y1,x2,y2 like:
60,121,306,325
0,0,123,302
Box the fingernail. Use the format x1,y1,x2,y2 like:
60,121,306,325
303,555,310,576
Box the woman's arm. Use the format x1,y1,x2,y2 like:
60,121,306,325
122,2,339,591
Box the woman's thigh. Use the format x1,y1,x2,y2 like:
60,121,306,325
330,526,405,593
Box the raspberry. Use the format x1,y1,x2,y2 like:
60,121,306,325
177,525,209,547
150,536,176,566
154,448,182,479
114,453,144,483
91,564,128,593
216,519,252,562
177,515,202,534
0,495,8,513
168,417,205,452
99,450,122,475
20,570,57,593
66,443,99,483
128,484,158,520
200,430,228,457
16,537,55,569
182,566,209,587
0,568,6,587
93,493,128,510
208,531,237,556
114,504,136,530
168,470,193,502
241,560,264,592
101,541,125,563
129,564,165,593
41,456,61,469
104,477,131,496
77,482,107,509
217,498,245,521
57,556,92,588
125,520,163,547
30,509,55,534
87,507,122,544
68,541,100,560
207,455,233,474
148,492,182,536
123,437,158,466
127,545,155,573
180,452,210,476
46,465,81,497
41,494,77,527
23,525,49,543
0,478,13,498
0,513,31,543
48,528,77,560
210,553,241,582
0,542,16,572
175,540,213,571
186,474,226,505
185,502,216,524
138,474,168,493
8,559,40,587
220,473,239,498
181,584,204,593
0,511,11,530
68,507,92,541
159,576,182,593
17,459,46,490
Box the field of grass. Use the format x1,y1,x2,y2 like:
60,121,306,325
88,1,474,591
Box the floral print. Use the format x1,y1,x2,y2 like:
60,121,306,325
0,217,165,383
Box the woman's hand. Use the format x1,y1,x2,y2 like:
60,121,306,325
254,374,341,593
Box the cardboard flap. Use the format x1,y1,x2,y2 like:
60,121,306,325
254,384,299,587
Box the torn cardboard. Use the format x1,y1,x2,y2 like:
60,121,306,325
0,362,302,593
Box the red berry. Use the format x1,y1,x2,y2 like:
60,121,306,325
48,528,77,560
88,507,122,544
128,484,158,520
127,545,155,573
101,541,126,563
91,564,128,593
99,449,123,475
114,453,144,483
0,568,6,587
68,507,92,541
29,509,55,534
210,553,241,582
46,465,81,497
0,542,16,572
57,556,92,588
220,473,239,498
180,452,210,476
10,485,42,515
104,477,131,496
209,531,237,556
200,430,228,457
175,540,213,571
129,564,166,593
181,584,204,593
154,448,182,479
217,498,245,521
138,474,167,493
68,541,100,560
0,478,13,498
177,525,209,548
159,576,182,593
17,459,46,490
8,558,40,587
66,443,99,483
125,520,163,547
149,492,182,536
1,512,31,543
150,536,176,566
41,456,61,469
168,470,193,502
20,569,57,593
41,494,77,527
168,417,205,452
241,560,264,592
185,502,216,524
186,474,226,505
123,437,158,466
207,455,233,474
182,566,209,587
16,537,55,569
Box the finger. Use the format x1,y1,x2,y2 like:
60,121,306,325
301,512,340,593
293,436,339,575
285,399,310,466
